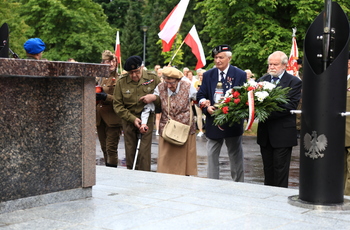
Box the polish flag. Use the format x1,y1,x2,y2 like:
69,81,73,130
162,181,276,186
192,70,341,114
286,32,299,77
184,25,206,70
115,31,121,64
159,7,176,52
158,0,189,52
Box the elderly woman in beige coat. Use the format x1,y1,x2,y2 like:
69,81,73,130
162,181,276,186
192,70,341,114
140,67,197,176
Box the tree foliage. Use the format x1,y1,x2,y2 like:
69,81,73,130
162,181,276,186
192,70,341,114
120,0,144,61
159,33,184,67
197,0,350,76
92,0,129,29
1,0,349,72
18,0,115,62
0,0,31,59
142,0,168,68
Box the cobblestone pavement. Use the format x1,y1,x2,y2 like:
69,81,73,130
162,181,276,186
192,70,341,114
96,132,300,189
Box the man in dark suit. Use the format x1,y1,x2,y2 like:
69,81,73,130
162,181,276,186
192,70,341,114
257,51,302,188
197,44,247,181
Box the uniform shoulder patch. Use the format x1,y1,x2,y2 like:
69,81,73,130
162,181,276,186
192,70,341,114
119,74,127,79
147,72,157,78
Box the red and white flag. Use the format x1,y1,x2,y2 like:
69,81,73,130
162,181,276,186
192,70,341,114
159,7,176,52
115,31,121,64
158,0,189,52
286,28,299,77
184,25,206,70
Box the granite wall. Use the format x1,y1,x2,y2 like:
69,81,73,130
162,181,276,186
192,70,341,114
0,58,107,204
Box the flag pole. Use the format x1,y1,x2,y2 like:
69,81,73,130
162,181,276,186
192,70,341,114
286,27,299,77
292,27,297,37
119,57,123,75
115,30,123,75
168,39,185,66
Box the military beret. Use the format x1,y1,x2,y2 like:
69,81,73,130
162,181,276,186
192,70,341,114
124,55,142,71
24,38,46,55
212,44,232,57
102,50,115,60
162,67,183,79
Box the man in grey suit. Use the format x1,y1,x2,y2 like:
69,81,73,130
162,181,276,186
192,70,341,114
257,51,302,188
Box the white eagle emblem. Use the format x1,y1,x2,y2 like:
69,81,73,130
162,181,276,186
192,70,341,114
303,131,328,159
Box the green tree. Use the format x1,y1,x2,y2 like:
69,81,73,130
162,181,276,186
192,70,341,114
120,0,143,61
160,33,184,67
92,0,129,29
19,0,115,62
0,0,31,59
143,0,207,70
197,0,350,76
142,0,169,68
180,0,209,70
3,0,349,71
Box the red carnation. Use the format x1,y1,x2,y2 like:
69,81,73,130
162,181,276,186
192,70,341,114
234,98,241,104
222,106,229,114
224,97,231,103
233,91,240,98
247,86,255,91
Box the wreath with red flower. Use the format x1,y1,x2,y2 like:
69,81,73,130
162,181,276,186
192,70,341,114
213,81,291,128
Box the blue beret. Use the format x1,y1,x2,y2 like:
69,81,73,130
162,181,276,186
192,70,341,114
124,56,142,71
212,44,232,57
24,38,46,54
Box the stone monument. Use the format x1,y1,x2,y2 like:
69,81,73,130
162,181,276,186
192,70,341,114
0,58,107,213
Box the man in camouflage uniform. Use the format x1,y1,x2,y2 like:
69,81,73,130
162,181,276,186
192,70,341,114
96,50,122,167
113,56,160,171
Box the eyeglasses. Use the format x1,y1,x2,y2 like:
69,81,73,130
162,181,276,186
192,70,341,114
128,68,141,75
165,81,177,85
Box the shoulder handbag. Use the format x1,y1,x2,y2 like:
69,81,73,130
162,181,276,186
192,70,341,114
162,96,192,146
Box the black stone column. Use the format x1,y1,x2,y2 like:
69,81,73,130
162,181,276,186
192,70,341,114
0,23,9,58
299,2,350,204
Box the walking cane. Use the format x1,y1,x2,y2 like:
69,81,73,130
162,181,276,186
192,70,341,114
132,103,154,170
132,132,142,170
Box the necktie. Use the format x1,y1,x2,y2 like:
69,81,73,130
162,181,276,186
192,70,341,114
272,76,279,83
220,72,225,83
220,72,229,93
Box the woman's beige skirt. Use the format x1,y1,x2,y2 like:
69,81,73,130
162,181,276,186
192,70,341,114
157,134,197,176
